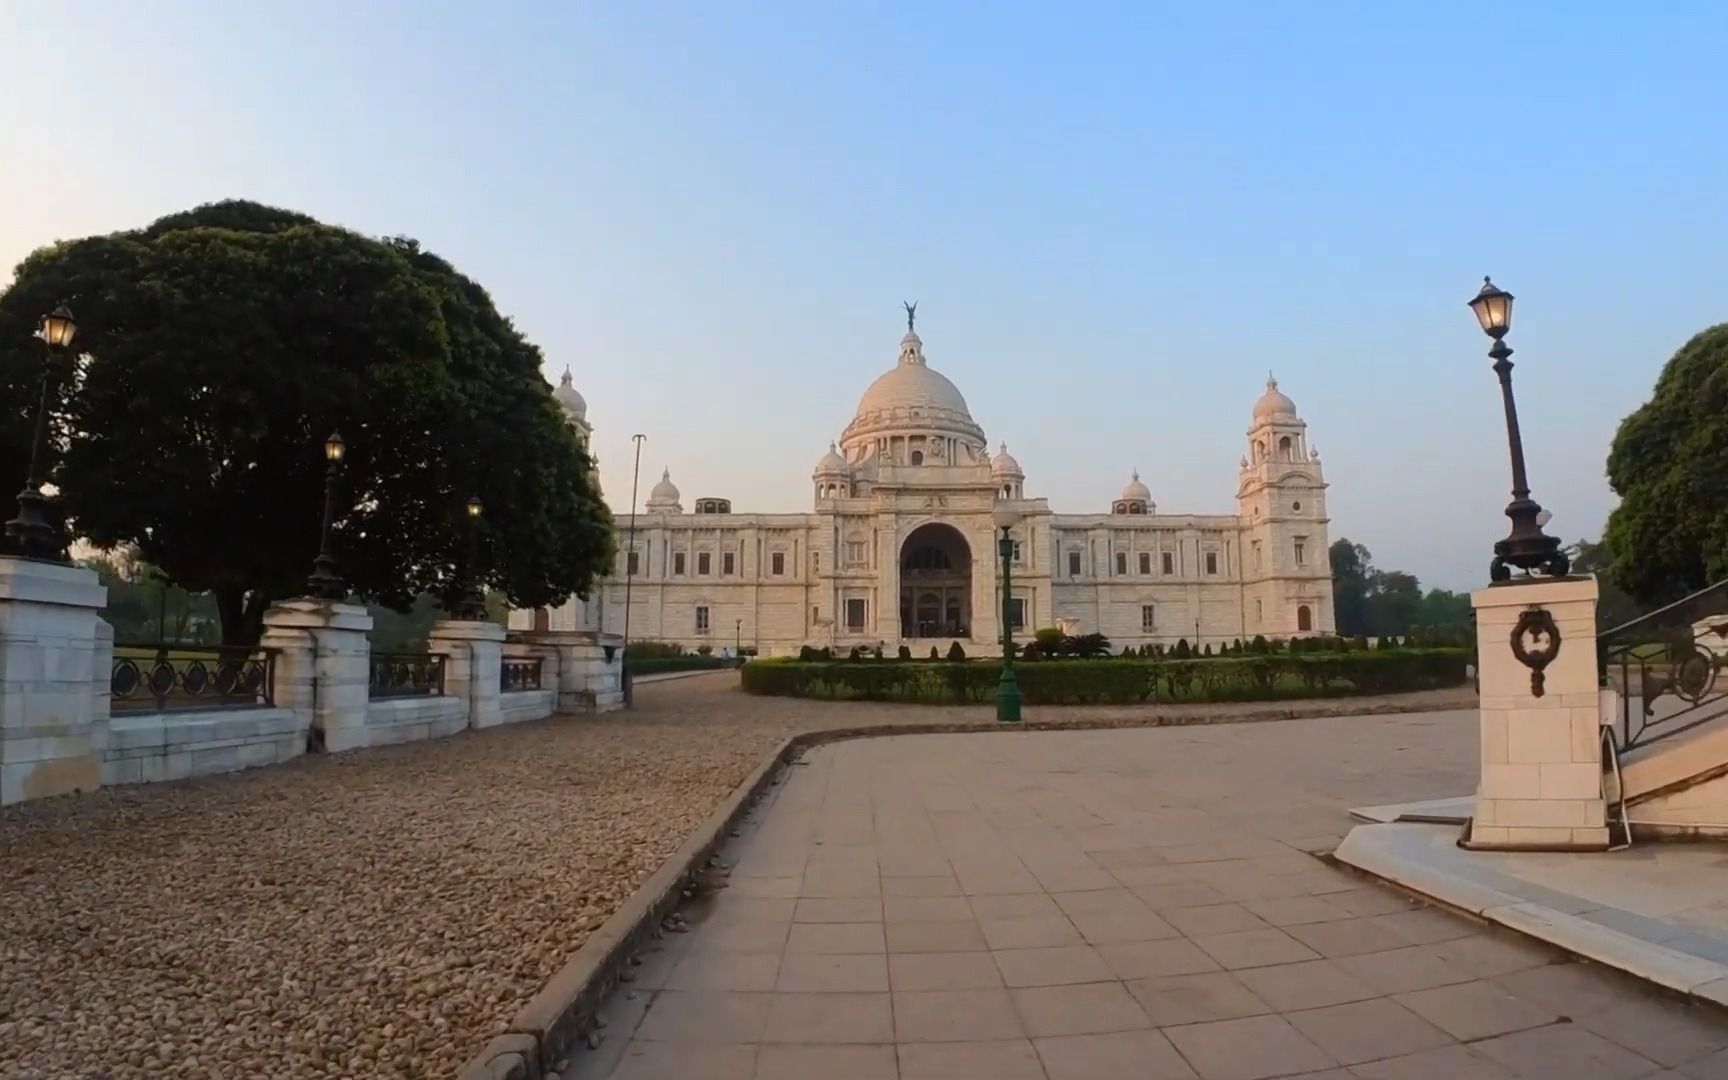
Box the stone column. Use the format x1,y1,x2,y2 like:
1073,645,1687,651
1467,576,1609,851
430,619,506,729
512,629,624,713
260,598,374,753
0,557,110,805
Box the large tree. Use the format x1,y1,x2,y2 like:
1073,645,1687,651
0,201,611,645
1603,324,1728,604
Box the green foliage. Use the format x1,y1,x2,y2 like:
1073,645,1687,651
897,644,912,660
1604,324,1728,604
1329,538,1472,641
0,200,612,646
82,553,218,644
628,654,731,675
741,649,1473,705
1172,638,1191,659
946,641,967,661
632,641,690,660
928,645,940,660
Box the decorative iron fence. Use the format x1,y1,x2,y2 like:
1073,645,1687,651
369,653,447,699
1598,580,1728,752
111,644,276,714
501,657,544,693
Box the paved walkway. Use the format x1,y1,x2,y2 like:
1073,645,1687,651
573,720,1728,1080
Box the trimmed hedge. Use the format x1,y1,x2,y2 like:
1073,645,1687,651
628,655,733,675
739,650,1472,705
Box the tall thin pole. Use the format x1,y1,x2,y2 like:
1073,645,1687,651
996,526,1021,723
622,433,645,702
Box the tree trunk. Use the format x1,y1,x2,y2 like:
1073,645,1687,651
215,586,272,649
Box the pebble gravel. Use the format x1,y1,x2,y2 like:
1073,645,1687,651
0,674,1473,1078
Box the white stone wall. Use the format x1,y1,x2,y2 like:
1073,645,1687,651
363,696,469,746
104,708,301,785
498,688,557,725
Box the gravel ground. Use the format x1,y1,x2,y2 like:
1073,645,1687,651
0,676,1475,1079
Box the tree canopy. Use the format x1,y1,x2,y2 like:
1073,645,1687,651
1603,323,1728,605
0,200,612,644
1328,538,1472,639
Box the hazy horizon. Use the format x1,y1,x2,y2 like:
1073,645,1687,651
5,2,1726,593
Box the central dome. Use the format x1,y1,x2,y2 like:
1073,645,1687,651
839,326,986,457
854,336,974,417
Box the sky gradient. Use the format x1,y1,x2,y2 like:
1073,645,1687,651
4,2,1726,591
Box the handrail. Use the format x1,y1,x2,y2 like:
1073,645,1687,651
1598,579,1728,752
368,652,447,699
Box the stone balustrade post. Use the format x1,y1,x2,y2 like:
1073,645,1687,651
0,557,110,805
260,598,374,753
1467,576,1609,850
511,629,624,713
429,619,506,729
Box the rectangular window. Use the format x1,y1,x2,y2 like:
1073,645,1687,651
695,606,710,632
673,552,686,575
845,597,866,630
1139,552,1151,575
697,552,711,576
626,550,640,576
1253,540,1263,570
771,551,785,576
1294,538,1307,566
1115,552,1128,576
722,551,735,575
1162,552,1174,575
1010,597,1027,630
1068,550,1082,576
845,540,866,566
1256,599,1263,622
1012,540,1024,564
812,605,820,622
812,550,820,573
1141,604,1156,630
1205,551,1218,575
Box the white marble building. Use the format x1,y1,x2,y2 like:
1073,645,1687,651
514,318,1335,655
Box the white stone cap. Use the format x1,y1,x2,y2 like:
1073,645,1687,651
428,619,508,642
0,556,106,609
263,597,375,632
1472,575,1599,609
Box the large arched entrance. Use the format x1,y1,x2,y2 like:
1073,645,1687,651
900,523,971,638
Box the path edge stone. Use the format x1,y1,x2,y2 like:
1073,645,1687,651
460,697,1474,1078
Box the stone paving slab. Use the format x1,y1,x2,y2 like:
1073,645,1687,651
1335,820,1728,1009
568,725,1728,1079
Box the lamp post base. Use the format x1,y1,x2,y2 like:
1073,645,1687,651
1490,498,1570,583
3,488,65,562
996,670,1022,724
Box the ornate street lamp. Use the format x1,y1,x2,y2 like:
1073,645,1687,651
456,495,487,619
1467,277,1569,582
992,505,1024,723
5,304,77,560
305,431,347,599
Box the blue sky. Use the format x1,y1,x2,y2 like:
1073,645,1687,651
3,2,1725,591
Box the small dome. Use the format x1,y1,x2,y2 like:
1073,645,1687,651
991,442,1023,476
1253,374,1297,420
553,367,587,419
649,466,680,504
1120,469,1152,503
814,442,849,475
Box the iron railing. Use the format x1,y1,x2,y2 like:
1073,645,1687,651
501,657,544,692
111,644,276,714
369,653,447,699
1599,580,1728,752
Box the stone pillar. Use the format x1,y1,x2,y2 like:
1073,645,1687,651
430,619,506,729
260,598,374,753
1467,576,1608,851
512,629,624,713
0,557,110,806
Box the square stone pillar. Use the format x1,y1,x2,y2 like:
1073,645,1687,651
512,629,624,713
1467,576,1608,851
261,598,374,753
0,557,110,805
430,619,506,729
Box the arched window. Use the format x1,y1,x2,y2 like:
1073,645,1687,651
1254,439,1267,462
911,450,924,465
1279,436,1293,460
1297,605,1313,632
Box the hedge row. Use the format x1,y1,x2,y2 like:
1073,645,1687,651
739,650,1472,705
627,655,735,675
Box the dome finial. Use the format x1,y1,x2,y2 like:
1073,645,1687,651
903,300,918,332
560,366,573,385
1266,370,1278,391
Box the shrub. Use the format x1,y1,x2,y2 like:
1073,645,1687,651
897,644,912,660
798,645,816,661
1173,639,1191,659
848,645,864,661
947,641,967,661
628,654,730,675
696,644,712,656
740,648,1472,704
929,645,940,660
629,641,686,659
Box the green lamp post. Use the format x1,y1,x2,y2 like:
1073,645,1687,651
993,505,1023,723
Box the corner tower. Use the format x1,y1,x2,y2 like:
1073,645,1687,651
1237,376,1334,636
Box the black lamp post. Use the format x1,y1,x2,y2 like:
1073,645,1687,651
457,495,487,619
735,617,742,661
1467,277,1569,583
305,431,347,599
5,304,77,561
992,505,1023,723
